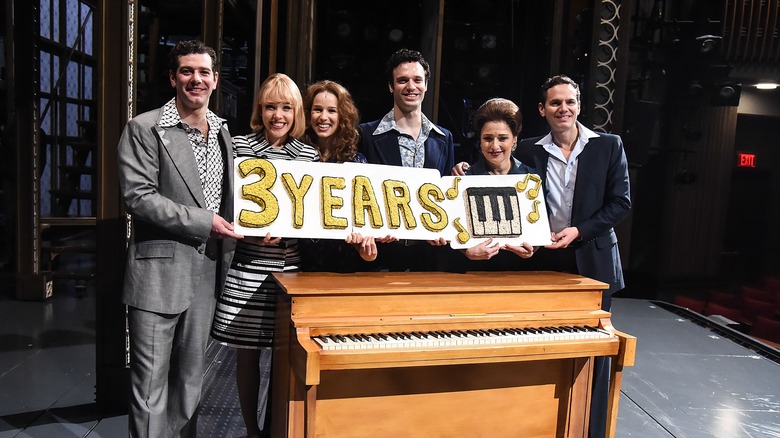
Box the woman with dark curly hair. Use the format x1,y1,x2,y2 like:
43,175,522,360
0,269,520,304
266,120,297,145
300,80,396,271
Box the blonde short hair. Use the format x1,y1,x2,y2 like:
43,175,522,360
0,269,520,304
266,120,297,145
250,73,306,138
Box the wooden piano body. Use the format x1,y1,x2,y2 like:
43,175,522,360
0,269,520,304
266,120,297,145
271,271,636,438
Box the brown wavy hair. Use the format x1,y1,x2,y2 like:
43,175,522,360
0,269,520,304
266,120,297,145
249,73,306,139
302,80,361,163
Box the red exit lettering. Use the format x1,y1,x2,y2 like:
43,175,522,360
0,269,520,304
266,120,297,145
738,153,756,168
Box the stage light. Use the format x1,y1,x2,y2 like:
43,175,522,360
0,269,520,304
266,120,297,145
388,29,403,42
718,85,736,99
336,22,351,38
477,65,492,80
454,36,469,51
712,83,742,106
481,34,497,50
686,80,704,97
755,83,778,90
695,34,722,54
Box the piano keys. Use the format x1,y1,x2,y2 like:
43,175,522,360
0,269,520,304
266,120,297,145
271,271,636,438
312,325,612,350
466,187,523,237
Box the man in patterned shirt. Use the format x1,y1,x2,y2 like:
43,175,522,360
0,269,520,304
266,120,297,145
358,48,455,271
359,48,454,176
117,40,242,437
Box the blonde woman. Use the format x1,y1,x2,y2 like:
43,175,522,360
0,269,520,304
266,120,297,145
210,73,318,438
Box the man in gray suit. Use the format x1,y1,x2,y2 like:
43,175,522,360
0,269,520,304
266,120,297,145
117,40,242,437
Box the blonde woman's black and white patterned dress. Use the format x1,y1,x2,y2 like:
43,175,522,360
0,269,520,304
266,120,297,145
210,131,319,349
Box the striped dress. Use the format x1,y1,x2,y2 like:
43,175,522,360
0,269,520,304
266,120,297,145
210,131,319,349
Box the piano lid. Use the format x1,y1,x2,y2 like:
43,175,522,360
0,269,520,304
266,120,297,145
272,271,609,296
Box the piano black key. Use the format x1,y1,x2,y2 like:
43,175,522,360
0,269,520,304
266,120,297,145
489,195,501,221
501,195,514,221
474,195,487,222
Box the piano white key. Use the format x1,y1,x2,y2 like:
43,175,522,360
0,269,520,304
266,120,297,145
481,196,498,235
492,198,511,236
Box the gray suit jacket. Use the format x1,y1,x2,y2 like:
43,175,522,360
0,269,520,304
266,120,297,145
117,107,236,314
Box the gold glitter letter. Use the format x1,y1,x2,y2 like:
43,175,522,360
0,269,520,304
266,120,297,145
321,176,348,229
237,158,279,228
353,176,383,228
382,180,416,230
281,173,312,229
418,183,447,231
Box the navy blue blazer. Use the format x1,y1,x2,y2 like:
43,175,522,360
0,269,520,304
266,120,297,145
515,132,631,298
358,118,455,177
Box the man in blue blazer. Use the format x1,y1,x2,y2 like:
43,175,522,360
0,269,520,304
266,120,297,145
514,74,631,438
358,49,454,270
117,40,242,437
359,48,454,177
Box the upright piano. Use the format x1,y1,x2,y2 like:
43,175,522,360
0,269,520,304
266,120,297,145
271,271,636,438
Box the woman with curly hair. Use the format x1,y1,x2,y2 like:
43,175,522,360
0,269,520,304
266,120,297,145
302,80,364,163
300,80,395,271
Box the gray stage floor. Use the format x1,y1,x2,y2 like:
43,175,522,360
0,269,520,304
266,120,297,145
1,284,779,437
611,299,780,438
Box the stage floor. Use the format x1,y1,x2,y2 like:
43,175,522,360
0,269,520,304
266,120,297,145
611,298,780,438
1,285,779,437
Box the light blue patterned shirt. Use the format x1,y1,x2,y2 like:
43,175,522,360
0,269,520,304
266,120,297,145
372,110,444,168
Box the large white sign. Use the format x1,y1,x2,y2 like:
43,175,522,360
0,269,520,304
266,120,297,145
234,158,552,249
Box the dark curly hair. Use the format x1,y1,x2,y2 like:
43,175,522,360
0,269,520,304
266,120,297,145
167,40,218,73
385,48,431,86
302,80,361,163
473,98,523,139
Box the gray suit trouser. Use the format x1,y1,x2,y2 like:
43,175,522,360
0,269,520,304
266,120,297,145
128,292,216,438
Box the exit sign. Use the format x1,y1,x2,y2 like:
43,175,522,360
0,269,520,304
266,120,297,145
737,153,756,168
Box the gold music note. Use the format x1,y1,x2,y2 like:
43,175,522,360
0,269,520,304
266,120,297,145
453,218,470,244
515,174,531,192
525,174,542,200
446,177,461,200
527,200,541,223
